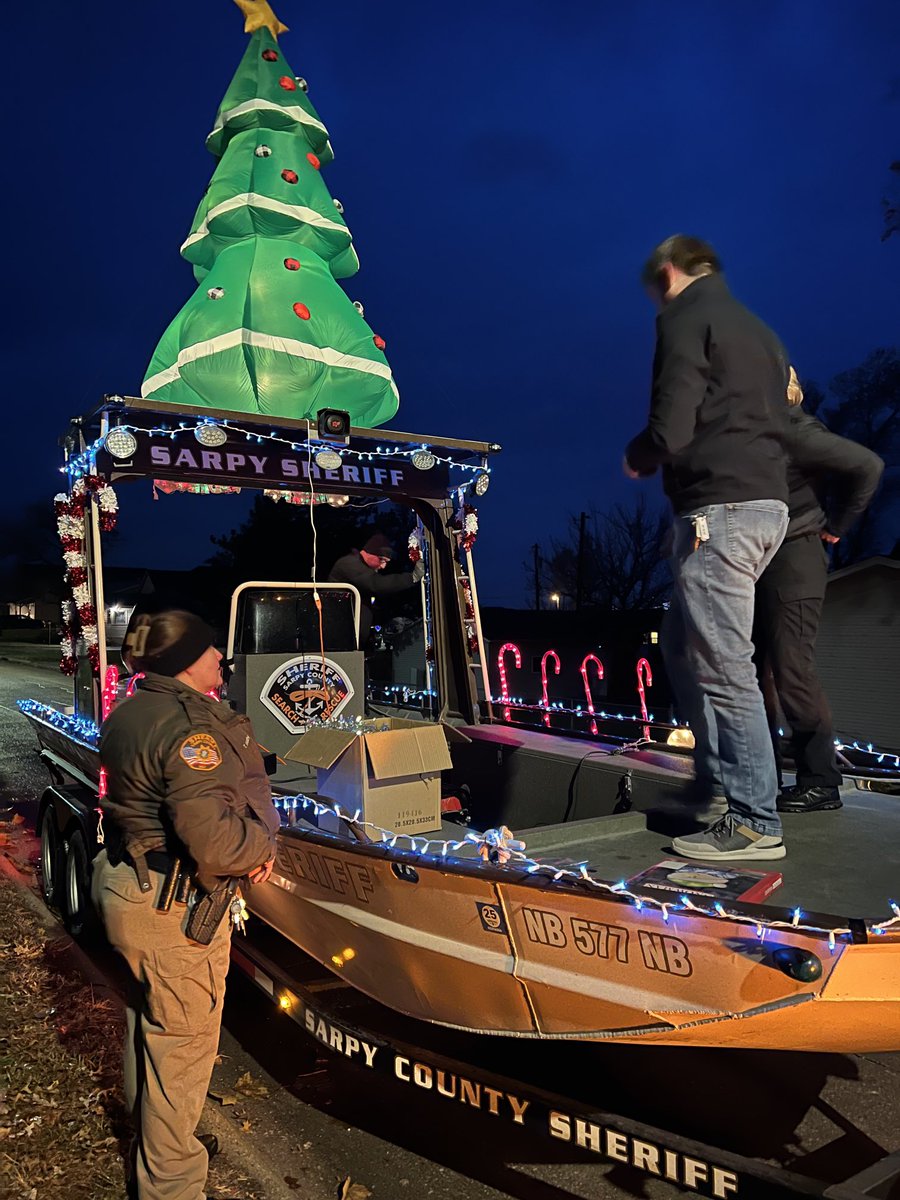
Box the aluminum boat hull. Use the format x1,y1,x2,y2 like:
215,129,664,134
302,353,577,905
247,824,900,1053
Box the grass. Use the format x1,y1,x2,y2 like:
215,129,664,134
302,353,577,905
0,830,267,1200
0,877,129,1200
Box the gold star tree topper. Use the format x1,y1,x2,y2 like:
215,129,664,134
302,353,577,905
232,0,289,38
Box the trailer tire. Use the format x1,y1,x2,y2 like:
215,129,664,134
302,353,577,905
63,830,98,941
39,809,64,910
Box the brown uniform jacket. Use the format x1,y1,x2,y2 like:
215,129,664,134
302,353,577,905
100,674,280,891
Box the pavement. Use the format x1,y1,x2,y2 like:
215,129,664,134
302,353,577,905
3,657,900,1200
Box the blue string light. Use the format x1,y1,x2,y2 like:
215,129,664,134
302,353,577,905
16,699,100,750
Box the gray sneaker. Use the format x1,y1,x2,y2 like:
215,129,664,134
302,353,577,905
672,815,785,861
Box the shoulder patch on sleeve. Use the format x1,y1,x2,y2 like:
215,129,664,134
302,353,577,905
179,732,222,772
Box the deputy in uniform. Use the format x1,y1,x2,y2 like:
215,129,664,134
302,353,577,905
91,610,280,1200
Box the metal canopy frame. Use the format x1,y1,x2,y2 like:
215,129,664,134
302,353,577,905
81,394,500,461
62,399,498,728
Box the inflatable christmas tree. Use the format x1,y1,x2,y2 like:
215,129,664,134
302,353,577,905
142,0,398,426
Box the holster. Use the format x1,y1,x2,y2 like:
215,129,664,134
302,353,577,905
184,878,238,946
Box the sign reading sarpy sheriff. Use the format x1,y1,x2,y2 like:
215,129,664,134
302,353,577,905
97,428,451,500
286,719,469,836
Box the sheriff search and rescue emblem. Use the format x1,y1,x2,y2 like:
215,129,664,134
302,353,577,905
179,733,223,771
260,656,354,734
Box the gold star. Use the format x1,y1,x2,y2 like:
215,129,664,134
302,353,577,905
232,0,289,39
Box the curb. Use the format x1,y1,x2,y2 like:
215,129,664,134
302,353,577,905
0,658,66,676
0,846,300,1200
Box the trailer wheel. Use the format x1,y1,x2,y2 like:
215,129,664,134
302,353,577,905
63,830,97,941
39,809,64,909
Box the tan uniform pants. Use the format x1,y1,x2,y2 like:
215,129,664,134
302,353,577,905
91,850,231,1200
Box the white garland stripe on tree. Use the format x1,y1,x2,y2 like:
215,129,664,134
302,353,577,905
181,193,352,253
142,328,400,397
208,98,328,142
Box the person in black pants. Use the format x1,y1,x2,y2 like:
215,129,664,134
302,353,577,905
756,374,883,814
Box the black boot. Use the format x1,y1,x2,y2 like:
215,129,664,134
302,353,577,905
198,1132,219,1160
777,786,842,813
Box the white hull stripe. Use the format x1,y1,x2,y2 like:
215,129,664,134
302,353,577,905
274,882,517,975
208,98,328,141
279,883,724,1018
182,193,350,253
142,329,397,398
513,958,722,1016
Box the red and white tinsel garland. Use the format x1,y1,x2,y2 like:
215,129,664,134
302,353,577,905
54,475,118,675
408,531,421,564
451,500,478,553
460,575,479,656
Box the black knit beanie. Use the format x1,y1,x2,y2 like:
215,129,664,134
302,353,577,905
362,532,394,559
125,610,216,677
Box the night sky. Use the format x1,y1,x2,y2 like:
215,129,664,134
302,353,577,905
7,0,898,604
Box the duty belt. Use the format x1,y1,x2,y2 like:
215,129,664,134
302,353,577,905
123,848,193,910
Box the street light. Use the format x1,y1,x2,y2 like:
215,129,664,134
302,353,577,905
550,593,560,609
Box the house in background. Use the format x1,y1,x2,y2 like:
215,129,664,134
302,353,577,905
0,564,212,646
0,563,61,625
816,556,900,750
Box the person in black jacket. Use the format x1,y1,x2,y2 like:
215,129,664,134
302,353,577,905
328,531,424,648
756,376,884,813
625,235,791,862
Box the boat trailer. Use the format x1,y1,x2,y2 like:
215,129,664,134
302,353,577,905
231,920,900,1200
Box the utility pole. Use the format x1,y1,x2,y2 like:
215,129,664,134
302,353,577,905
575,511,587,611
532,543,541,610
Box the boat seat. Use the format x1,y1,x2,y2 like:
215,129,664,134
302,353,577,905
448,724,694,832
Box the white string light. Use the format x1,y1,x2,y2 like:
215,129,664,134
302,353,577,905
65,421,491,486
370,685,900,767
275,793,900,945
17,699,900,942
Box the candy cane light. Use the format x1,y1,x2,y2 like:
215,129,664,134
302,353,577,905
580,654,604,736
636,657,653,741
497,642,522,723
540,650,560,728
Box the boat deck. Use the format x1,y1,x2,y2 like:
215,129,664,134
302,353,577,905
517,790,899,920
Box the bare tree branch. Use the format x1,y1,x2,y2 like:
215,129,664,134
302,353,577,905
531,495,671,611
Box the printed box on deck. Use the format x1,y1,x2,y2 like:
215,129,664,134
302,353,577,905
286,718,469,835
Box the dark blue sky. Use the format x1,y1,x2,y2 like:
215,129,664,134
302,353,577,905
7,0,898,604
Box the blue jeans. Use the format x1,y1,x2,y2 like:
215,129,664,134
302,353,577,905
664,500,789,836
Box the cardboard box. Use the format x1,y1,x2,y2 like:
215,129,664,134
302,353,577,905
285,718,468,836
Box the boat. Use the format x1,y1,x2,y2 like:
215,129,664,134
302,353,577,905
18,396,900,1055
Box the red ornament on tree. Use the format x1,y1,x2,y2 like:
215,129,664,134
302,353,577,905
373,335,386,350
279,75,297,91
262,49,279,61
292,302,311,319
284,258,301,271
281,168,299,184
306,152,320,169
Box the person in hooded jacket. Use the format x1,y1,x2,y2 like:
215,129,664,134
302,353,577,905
91,609,280,1200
